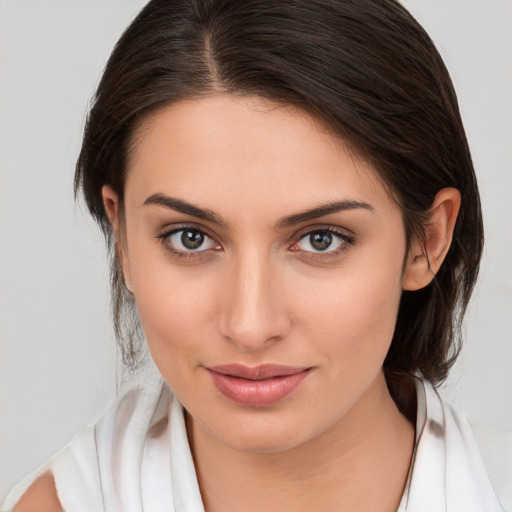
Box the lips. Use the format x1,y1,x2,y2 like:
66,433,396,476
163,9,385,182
206,364,311,407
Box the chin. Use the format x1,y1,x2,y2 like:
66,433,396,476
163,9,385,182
226,429,308,454
204,407,322,454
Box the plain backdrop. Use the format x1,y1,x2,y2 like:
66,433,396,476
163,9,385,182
1,0,511,500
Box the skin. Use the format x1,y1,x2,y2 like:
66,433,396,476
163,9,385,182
16,94,460,511
14,472,61,512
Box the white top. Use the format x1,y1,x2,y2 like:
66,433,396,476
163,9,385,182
3,378,511,511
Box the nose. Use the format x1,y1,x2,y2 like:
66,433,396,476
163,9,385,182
218,249,291,351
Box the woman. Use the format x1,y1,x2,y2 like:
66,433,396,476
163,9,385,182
3,0,511,510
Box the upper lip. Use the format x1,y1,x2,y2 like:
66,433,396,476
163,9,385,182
207,364,311,380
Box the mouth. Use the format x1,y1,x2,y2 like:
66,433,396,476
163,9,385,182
206,364,312,407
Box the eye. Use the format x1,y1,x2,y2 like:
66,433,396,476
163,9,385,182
157,226,221,258
294,229,353,255
169,229,217,251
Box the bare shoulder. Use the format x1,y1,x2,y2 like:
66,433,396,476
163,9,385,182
13,472,62,512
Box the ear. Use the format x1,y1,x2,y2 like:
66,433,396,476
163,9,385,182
102,185,133,293
403,187,461,291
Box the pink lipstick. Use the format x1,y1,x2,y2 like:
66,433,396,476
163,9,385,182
206,364,311,407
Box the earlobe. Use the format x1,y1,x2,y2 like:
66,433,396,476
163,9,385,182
101,185,134,293
403,187,461,291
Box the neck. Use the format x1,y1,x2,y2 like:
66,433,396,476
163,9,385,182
187,372,415,512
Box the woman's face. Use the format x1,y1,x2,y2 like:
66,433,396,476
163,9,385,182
113,95,409,453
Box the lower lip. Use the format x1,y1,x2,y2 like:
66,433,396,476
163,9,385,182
207,369,311,407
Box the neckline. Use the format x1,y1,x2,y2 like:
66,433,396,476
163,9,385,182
155,378,503,511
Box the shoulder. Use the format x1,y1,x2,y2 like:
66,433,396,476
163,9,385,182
2,380,171,512
437,386,512,511
12,472,62,512
1,424,101,512
469,418,512,512
413,379,511,511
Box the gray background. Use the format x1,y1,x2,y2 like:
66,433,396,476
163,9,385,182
1,0,511,500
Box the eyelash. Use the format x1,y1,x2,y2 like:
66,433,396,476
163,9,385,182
291,228,355,261
155,225,355,262
156,225,221,261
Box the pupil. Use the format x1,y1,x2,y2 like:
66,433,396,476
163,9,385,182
181,230,204,250
311,232,332,251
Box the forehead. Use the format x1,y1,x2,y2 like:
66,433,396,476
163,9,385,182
125,94,396,221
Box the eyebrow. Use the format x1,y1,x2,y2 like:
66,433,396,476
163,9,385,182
144,193,229,226
143,193,374,229
277,200,374,228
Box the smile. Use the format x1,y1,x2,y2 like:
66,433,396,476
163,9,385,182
206,364,312,407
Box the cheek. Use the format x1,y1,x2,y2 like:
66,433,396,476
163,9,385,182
293,255,404,369
134,276,216,397
127,247,218,371
139,283,211,338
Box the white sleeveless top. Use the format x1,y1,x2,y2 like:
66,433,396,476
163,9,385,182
3,378,511,511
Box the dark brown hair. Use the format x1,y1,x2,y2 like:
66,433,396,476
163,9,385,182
75,0,483,384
